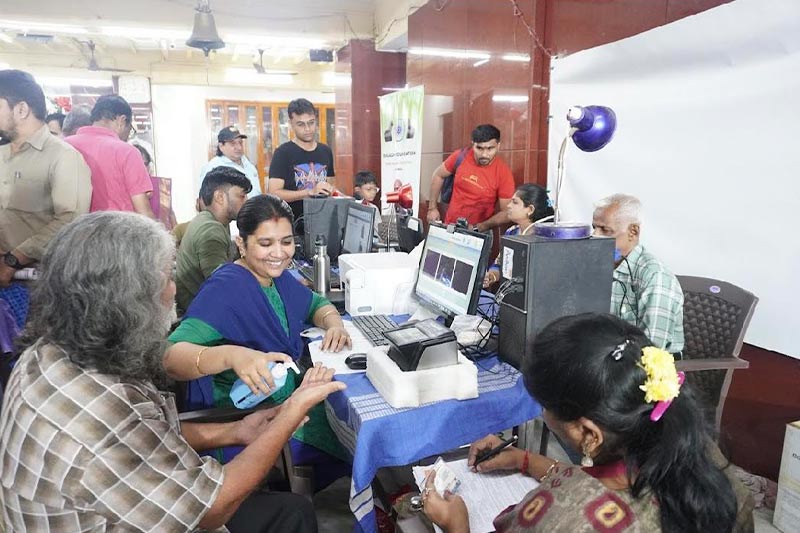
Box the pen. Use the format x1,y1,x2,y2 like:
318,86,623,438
473,434,519,467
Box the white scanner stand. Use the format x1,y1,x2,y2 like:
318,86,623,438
366,346,478,408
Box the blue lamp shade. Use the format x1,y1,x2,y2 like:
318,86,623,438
567,106,617,152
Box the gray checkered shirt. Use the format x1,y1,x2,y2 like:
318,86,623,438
0,342,226,532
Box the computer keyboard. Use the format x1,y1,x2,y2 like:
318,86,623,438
298,265,341,288
351,314,398,346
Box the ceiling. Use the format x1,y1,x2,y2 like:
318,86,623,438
0,0,407,89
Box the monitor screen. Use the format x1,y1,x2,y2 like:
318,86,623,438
302,197,351,261
415,223,491,317
342,203,376,255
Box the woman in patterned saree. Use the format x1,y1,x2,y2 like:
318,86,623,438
422,313,754,533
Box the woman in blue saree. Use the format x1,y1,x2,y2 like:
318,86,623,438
164,194,351,469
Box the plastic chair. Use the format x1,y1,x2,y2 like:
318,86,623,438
676,275,758,434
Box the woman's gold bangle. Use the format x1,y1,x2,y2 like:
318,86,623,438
320,309,339,326
195,346,210,376
540,460,559,482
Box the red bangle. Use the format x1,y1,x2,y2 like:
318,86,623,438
520,450,530,476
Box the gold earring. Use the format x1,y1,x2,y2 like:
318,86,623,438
581,441,594,467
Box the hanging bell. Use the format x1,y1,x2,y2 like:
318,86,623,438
186,0,225,56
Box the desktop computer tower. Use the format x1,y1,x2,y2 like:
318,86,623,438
302,197,351,261
498,235,615,370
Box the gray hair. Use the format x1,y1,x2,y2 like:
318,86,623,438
62,104,92,136
22,212,176,384
594,193,642,228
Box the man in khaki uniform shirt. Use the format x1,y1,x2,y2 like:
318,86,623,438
0,70,91,288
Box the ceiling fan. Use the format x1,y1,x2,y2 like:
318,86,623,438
253,49,267,74
252,49,298,76
84,40,133,73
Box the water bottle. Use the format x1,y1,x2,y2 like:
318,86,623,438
229,361,300,409
312,235,330,294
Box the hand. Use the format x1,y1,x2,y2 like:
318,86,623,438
312,181,333,196
482,270,499,289
421,470,470,533
321,325,351,352
227,346,293,395
474,222,488,233
285,362,346,413
233,406,282,445
0,263,14,288
427,207,441,223
468,434,525,473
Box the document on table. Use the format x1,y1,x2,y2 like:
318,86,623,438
308,321,374,374
412,458,539,533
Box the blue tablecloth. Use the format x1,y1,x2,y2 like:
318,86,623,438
325,356,541,533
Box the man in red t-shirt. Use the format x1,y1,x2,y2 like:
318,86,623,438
426,124,515,231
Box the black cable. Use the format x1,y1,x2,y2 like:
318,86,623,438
459,279,522,363
616,256,653,340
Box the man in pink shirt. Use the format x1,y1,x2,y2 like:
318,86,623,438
66,95,154,217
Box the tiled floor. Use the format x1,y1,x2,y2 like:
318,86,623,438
314,477,355,533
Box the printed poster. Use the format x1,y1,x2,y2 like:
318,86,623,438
379,86,424,214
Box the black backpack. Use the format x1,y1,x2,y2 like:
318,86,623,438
439,147,468,204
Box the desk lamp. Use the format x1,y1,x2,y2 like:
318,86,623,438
534,105,616,239
386,182,413,210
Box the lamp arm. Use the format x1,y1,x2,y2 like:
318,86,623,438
554,128,576,225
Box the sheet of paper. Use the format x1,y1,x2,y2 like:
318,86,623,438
413,458,539,533
308,321,374,374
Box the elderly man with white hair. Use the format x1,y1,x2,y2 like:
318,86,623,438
0,211,341,532
592,193,684,356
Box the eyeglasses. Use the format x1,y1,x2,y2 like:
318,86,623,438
127,119,137,140
362,186,380,193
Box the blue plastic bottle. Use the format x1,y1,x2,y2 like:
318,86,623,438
229,361,300,409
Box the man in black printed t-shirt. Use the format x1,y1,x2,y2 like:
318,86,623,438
267,98,336,224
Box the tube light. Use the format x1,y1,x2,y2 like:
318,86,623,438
408,47,490,60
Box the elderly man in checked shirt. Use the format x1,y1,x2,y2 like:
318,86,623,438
0,211,344,533
592,194,685,356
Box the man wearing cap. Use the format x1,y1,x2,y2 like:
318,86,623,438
199,126,262,199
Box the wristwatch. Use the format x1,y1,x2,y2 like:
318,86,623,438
3,251,24,270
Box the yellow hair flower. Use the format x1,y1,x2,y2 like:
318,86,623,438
638,346,681,404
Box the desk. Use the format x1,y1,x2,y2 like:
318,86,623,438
325,356,540,533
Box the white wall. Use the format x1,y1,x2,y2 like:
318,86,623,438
150,85,333,222
549,0,800,358
419,94,454,201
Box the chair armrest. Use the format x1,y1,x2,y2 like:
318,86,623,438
676,357,749,372
178,405,265,424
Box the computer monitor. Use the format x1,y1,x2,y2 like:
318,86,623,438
415,222,491,320
302,196,351,261
342,203,376,255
